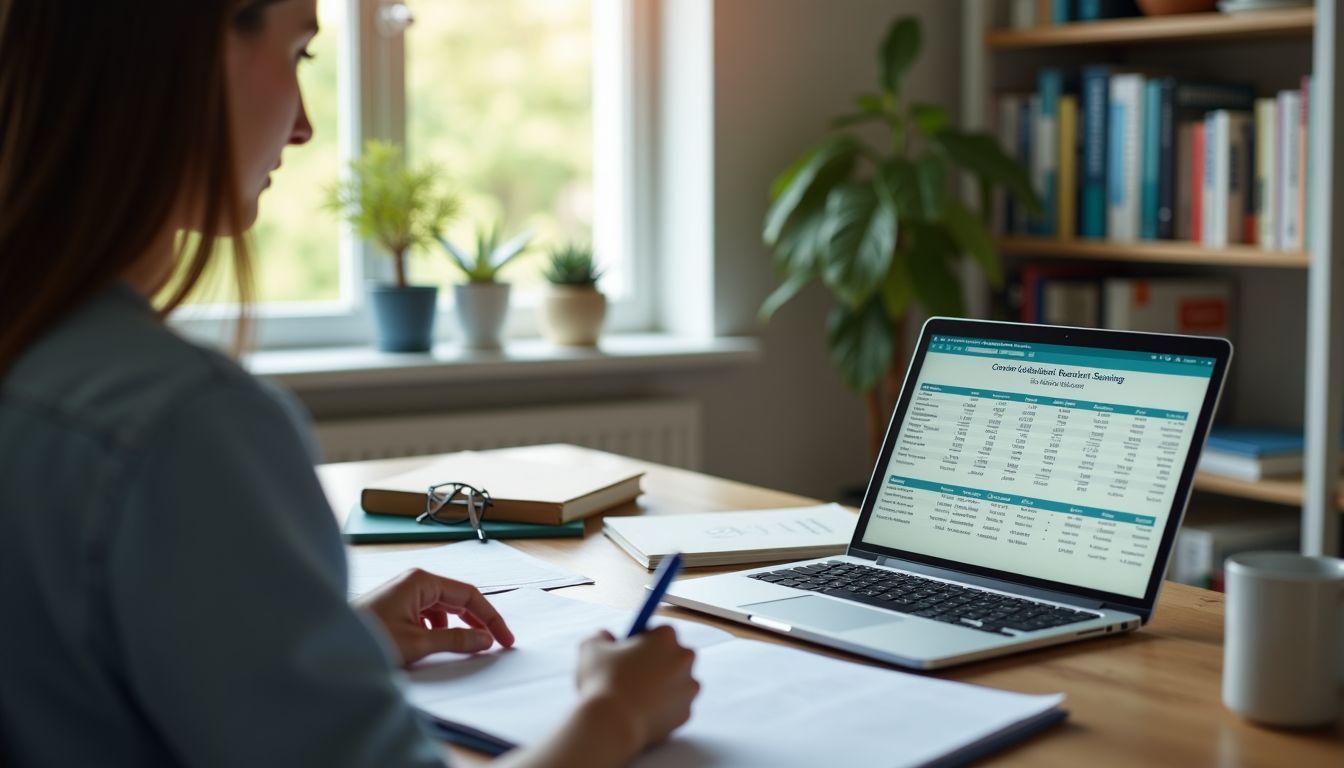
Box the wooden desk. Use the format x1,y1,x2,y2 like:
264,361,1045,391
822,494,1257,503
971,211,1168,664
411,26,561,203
319,447,1343,767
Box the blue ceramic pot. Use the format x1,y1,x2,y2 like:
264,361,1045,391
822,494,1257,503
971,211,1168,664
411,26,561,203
368,284,438,352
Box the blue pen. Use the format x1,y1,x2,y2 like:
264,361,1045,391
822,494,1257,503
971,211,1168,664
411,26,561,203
626,552,684,638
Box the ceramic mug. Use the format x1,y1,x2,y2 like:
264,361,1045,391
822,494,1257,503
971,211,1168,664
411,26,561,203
1222,552,1344,727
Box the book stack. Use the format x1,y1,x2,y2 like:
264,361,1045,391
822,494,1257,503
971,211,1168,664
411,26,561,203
996,68,1314,253
1197,427,1305,481
1016,267,1232,337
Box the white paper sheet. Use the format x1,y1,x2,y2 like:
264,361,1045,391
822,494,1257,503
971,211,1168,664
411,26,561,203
346,540,592,598
406,589,1065,767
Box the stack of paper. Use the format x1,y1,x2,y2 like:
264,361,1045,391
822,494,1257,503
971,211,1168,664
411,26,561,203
406,589,1067,766
346,540,592,598
602,504,857,569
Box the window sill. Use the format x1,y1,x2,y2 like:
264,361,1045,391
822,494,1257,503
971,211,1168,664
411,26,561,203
245,334,762,393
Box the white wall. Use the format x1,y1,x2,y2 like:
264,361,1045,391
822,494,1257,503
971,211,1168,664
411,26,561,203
296,1,963,502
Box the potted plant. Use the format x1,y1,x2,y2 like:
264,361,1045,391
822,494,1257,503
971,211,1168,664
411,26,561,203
438,223,532,349
325,140,458,352
541,243,606,347
760,15,1040,459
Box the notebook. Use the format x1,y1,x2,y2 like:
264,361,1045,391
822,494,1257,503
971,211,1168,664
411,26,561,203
602,504,857,569
665,318,1232,670
404,588,1067,766
360,448,643,526
345,540,591,598
343,504,584,543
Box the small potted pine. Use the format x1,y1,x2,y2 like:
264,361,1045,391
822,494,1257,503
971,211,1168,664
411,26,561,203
541,243,606,347
325,141,458,352
438,224,531,349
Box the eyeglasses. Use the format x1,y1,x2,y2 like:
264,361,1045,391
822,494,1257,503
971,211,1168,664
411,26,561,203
416,481,493,543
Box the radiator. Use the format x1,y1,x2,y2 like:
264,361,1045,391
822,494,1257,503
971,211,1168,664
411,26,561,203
313,398,702,469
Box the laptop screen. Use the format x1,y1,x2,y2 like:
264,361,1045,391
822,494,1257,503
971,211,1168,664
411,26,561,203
858,333,1219,600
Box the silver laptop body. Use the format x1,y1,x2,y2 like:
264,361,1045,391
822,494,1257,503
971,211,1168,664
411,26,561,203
666,318,1232,670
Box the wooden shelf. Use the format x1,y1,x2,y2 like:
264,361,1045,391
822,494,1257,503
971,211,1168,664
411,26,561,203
996,236,1310,268
985,8,1314,50
1194,471,1344,510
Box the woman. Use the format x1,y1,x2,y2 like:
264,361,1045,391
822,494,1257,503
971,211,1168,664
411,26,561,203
0,1,698,766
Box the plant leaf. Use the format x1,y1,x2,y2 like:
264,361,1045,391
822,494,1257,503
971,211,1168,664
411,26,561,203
438,235,474,275
855,93,887,114
934,130,1042,216
943,200,1001,288
907,224,965,317
759,271,815,323
915,153,947,219
489,229,533,272
878,158,923,221
773,206,828,277
764,135,860,245
826,298,894,393
878,17,921,97
831,112,883,130
820,180,898,307
910,102,949,136
880,248,914,320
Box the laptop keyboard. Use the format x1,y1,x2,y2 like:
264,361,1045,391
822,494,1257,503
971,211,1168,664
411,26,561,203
748,562,1099,635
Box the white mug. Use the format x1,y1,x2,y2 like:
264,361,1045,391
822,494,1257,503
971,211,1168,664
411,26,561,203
1222,551,1344,727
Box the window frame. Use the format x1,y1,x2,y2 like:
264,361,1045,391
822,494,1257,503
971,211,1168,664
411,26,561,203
172,0,654,349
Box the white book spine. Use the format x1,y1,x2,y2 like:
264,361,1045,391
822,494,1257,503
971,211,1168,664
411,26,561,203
1108,75,1144,242
1202,112,1226,247
1255,98,1278,250
1279,90,1302,251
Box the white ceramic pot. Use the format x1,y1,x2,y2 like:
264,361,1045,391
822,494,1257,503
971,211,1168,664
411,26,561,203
542,285,607,346
454,282,511,350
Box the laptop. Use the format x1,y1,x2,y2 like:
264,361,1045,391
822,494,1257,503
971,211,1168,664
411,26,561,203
665,317,1232,669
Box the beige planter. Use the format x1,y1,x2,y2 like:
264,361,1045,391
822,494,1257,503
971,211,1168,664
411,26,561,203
542,285,607,346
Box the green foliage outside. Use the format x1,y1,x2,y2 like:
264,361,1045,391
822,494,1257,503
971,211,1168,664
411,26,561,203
199,0,592,307
761,16,1039,398
324,140,459,288
543,243,603,286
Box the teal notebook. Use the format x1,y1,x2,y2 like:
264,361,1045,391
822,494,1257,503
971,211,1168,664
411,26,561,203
343,504,585,543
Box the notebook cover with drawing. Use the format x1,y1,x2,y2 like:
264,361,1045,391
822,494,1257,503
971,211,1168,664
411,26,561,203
360,449,642,526
343,504,584,543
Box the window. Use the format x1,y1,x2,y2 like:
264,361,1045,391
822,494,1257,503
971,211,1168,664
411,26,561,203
174,0,650,348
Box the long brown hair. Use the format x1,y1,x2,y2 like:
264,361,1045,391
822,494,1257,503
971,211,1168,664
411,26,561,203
0,0,262,375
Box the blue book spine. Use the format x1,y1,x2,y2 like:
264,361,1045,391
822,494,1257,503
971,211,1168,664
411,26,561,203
1081,66,1110,238
1036,69,1064,237
1140,80,1162,239
1052,0,1072,24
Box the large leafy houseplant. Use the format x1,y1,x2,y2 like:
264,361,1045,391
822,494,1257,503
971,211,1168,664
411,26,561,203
761,16,1039,457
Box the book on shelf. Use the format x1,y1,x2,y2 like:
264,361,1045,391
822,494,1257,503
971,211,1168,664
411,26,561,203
1197,426,1308,481
359,446,643,526
601,504,857,569
1169,506,1299,591
996,65,1309,254
1102,277,1232,336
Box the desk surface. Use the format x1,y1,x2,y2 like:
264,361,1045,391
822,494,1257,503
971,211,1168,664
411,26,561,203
318,446,1343,767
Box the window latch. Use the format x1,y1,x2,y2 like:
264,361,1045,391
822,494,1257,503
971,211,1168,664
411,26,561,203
378,1,415,36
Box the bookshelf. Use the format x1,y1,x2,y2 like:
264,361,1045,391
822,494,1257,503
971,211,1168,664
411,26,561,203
996,236,1310,268
962,1,1343,556
985,7,1314,50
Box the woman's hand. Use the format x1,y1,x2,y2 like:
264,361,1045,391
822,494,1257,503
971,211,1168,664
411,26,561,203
354,568,515,667
573,626,700,757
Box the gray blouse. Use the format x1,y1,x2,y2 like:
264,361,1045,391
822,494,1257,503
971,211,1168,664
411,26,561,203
0,283,444,767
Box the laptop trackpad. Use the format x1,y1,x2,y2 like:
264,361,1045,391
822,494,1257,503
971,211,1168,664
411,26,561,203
742,595,901,632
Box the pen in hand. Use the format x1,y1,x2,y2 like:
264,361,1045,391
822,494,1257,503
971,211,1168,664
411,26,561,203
626,552,684,638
